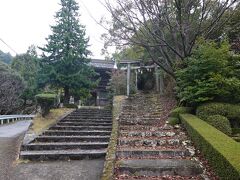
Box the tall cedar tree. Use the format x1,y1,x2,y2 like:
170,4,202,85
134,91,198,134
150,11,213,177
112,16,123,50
39,0,97,103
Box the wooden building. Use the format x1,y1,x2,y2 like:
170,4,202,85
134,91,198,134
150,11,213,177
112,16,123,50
89,59,115,106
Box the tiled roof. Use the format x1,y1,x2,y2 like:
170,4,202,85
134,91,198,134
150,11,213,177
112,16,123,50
90,59,115,69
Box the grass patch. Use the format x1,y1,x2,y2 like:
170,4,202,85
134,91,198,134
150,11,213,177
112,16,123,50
101,96,126,180
180,114,240,179
31,108,74,134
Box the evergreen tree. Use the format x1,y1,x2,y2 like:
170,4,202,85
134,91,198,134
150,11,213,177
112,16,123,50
39,0,96,103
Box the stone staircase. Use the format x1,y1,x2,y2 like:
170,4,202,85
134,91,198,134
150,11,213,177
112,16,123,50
114,93,206,179
20,108,112,161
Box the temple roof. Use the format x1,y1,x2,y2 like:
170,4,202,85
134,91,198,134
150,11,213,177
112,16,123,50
90,59,115,69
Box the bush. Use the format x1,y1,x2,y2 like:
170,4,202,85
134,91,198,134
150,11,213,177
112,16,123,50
168,117,180,126
180,114,240,179
169,107,193,118
36,93,57,117
196,102,240,122
176,40,240,105
0,62,25,114
206,115,232,136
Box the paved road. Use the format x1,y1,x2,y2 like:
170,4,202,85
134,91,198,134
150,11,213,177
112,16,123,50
0,120,32,138
0,121,31,180
11,159,105,180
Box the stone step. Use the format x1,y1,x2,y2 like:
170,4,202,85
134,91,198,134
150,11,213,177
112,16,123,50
34,136,110,143
22,142,109,151
120,131,176,138
50,125,112,131
75,109,111,113
69,111,111,113
119,121,162,126
119,126,171,131
66,116,112,119
61,119,112,123
118,138,181,147
120,116,160,119
57,122,112,126
116,149,190,158
43,130,112,136
116,159,203,176
20,149,107,161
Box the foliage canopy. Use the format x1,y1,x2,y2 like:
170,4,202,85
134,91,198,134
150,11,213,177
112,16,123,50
176,39,240,105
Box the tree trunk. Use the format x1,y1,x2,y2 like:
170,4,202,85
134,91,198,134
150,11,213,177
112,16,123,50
64,86,70,104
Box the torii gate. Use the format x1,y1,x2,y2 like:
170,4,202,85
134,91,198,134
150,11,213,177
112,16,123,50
119,60,164,96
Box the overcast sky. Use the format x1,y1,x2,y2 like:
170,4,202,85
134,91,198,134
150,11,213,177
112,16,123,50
0,0,110,59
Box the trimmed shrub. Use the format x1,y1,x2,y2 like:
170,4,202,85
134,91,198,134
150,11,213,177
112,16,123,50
36,93,57,117
206,115,232,136
196,102,240,122
168,117,180,126
180,114,240,179
169,107,193,118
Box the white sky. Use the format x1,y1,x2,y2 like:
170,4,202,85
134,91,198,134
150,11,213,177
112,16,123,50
0,0,110,59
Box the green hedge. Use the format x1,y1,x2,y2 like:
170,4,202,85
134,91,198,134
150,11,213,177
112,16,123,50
169,107,193,118
196,102,240,122
206,115,232,136
180,114,240,179
36,93,57,117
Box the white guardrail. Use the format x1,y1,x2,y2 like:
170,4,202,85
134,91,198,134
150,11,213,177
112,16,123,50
0,115,35,125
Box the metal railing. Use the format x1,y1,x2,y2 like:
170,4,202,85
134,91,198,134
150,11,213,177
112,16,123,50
0,115,35,125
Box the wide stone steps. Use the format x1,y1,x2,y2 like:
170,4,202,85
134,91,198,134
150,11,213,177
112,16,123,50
20,108,112,161
34,135,110,143
56,122,112,126
66,116,112,119
49,125,112,131
60,119,112,123
43,130,112,136
20,149,107,161
22,142,109,151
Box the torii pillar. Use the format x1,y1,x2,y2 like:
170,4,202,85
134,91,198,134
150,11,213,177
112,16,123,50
127,63,131,96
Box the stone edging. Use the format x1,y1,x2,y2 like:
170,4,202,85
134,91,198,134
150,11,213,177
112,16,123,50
101,96,126,180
